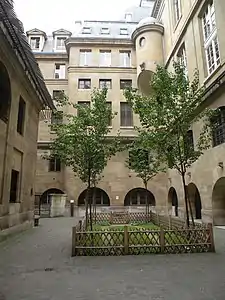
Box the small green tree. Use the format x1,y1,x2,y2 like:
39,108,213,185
127,133,164,214
47,88,119,229
124,62,212,227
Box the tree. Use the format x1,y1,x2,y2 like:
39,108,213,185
124,61,212,227
47,88,119,229
127,133,164,215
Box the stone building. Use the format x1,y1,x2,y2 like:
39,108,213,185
30,0,225,225
0,1,54,235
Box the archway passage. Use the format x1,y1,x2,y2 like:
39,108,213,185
212,177,225,225
168,187,178,216
124,188,155,206
187,183,202,220
40,188,64,204
78,188,110,206
0,61,11,122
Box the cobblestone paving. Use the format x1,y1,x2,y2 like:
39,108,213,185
0,218,225,300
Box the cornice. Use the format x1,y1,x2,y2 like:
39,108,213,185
44,79,68,85
67,66,137,74
65,37,134,49
131,23,164,42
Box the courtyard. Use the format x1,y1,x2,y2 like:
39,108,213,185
0,217,225,300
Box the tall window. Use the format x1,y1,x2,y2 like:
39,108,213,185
174,0,181,24
17,97,26,135
202,1,220,75
10,170,19,203
54,64,66,79
120,79,132,89
49,157,61,172
78,79,91,89
0,61,11,123
99,50,111,67
211,107,225,147
99,79,112,89
120,102,133,127
119,51,131,67
56,37,66,50
30,37,40,50
79,49,92,66
177,43,187,74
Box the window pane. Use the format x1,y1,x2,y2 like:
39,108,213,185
120,102,133,126
120,79,132,89
78,79,91,89
79,50,92,66
99,50,111,66
119,51,131,67
99,79,112,89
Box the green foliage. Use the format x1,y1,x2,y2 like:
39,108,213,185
45,88,119,186
127,133,165,186
124,61,212,175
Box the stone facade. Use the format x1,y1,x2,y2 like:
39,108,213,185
0,1,53,235
31,0,225,224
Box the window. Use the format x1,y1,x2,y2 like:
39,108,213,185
82,27,91,34
139,37,146,47
17,97,26,135
56,37,66,50
202,1,220,75
177,43,187,74
125,13,132,22
107,102,112,126
78,79,91,89
119,51,131,67
101,27,110,35
10,170,19,203
30,37,40,50
49,157,61,172
99,79,112,89
211,107,225,147
185,130,194,150
51,111,63,124
174,0,181,24
120,79,132,89
53,90,64,100
120,28,128,35
54,64,66,79
120,102,133,127
99,50,111,67
79,49,92,66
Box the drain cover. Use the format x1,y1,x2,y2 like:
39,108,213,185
44,267,54,272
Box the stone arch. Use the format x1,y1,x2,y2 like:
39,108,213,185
168,187,178,216
124,188,155,206
40,188,64,204
187,183,202,220
212,177,225,225
0,61,11,122
77,188,110,206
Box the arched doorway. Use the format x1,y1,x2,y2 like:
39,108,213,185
212,177,225,225
78,188,110,206
40,188,64,204
124,188,155,206
168,187,178,216
0,61,11,122
187,183,202,220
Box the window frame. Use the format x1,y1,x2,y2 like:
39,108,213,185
79,49,92,66
120,79,132,90
17,97,26,135
120,102,133,127
49,157,61,172
78,79,91,90
99,79,112,89
174,0,182,25
211,107,225,147
101,27,110,35
120,28,128,35
177,43,188,75
119,51,131,67
54,63,66,79
55,36,67,51
99,50,112,67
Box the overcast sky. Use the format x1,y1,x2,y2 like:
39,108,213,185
14,0,140,33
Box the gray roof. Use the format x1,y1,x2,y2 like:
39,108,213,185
0,0,54,109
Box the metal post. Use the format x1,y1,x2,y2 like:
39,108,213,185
70,199,74,217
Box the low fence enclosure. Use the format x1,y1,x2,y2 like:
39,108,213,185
72,212,215,256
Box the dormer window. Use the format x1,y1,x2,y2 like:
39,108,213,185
125,13,132,22
82,27,91,34
30,37,40,50
101,27,110,35
55,37,67,51
120,28,128,35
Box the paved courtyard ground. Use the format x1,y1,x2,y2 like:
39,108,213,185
0,218,225,300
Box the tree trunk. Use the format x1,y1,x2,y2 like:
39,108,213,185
92,184,97,223
85,189,89,230
181,172,190,228
88,177,93,231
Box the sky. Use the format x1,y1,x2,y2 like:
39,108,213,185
14,0,140,33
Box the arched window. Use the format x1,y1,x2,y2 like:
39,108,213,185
124,188,155,206
78,188,110,206
0,61,11,122
211,107,225,147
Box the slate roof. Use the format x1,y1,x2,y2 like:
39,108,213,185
0,0,54,109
